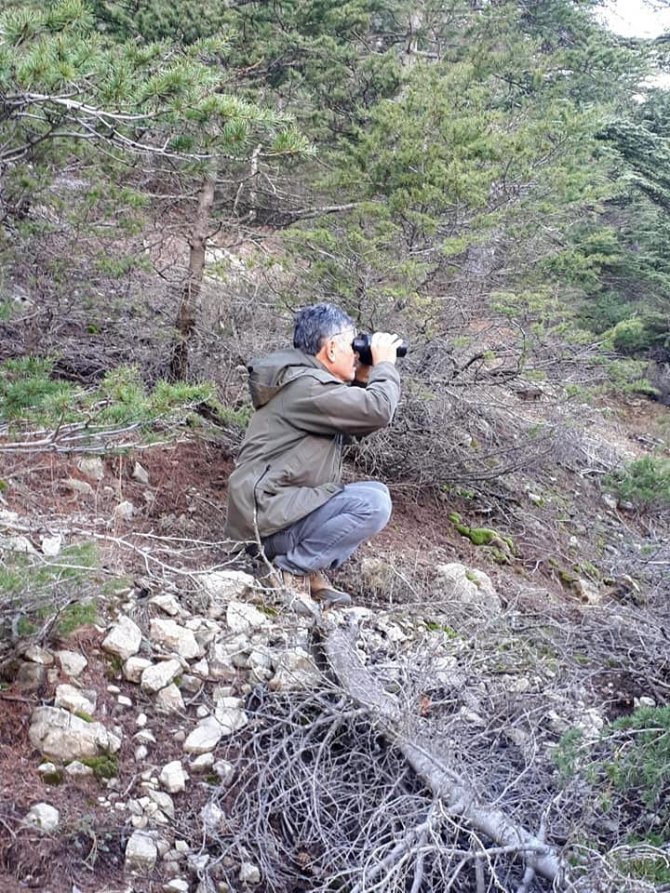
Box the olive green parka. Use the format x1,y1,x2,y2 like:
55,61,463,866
225,349,401,544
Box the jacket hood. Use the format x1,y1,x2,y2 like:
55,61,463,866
247,348,325,409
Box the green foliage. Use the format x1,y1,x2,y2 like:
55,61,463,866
0,543,100,648
605,707,670,819
0,359,219,429
614,848,670,886
556,707,670,879
57,601,98,636
604,456,670,509
554,728,586,781
0,357,79,420
608,315,670,357
79,753,119,779
610,318,653,355
449,512,515,555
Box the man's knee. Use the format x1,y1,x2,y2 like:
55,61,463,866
356,482,392,533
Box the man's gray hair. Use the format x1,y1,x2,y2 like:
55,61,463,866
293,303,355,355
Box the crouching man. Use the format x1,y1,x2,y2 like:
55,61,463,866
225,302,402,608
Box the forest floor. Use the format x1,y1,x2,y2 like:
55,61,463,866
0,393,668,893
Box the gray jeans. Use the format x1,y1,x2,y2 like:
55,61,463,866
263,481,392,575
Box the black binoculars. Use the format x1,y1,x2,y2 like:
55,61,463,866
352,333,408,366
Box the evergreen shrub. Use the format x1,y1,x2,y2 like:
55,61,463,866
604,456,670,508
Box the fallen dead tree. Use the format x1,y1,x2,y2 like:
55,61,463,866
321,619,565,889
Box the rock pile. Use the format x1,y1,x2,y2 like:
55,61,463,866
20,569,334,890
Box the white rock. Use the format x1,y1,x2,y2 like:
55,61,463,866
602,493,618,511
213,760,234,784
207,644,237,681
200,802,224,831
24,803,59,833
150,594,181,616
270,648,321,691
156,684,185,714
435,563,502,614
55,650,87,678
190,753,215,773
459,707,486,726
159,761,188,793
635,696,656,709
1,534,37,554
189,855,210,874
0,509,19,523
41,534,62,557
504,676,532,694
190,659,210,679
131,815,149,829
118,695,133,708
147,789,175,818
136,713,148,727
124,656,152,683
574,578,602,606
64,760,94,778
135,730,157,747
248,646,273,670
163,881,189,893
141,659,182,694
574,708,604,741
183,716,224,754
125,831,158,872
376,618,408,643
133,462,150,485
174,839,190,854
102,615,143,661
196,705,209,718
226,601,269,634
213,702,248,736
547,710,571,735
54,683,97,716
213,693,243,709
37,762,59,777
29,706,114,761
149,619,202,660
64,477,95,496
239,862,261,885
114,500,135,521
201,571,256,618
135,745,148,761
23,644,54,666
78,456,104,481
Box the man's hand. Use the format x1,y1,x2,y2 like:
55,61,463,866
371,332,403,366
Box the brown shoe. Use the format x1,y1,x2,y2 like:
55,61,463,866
308,571,353,608
278,569,321,618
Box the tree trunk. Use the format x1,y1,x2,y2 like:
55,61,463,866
168,174,216,381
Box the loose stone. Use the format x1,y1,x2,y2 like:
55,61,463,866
54,684,97,716
24,803,60,833
141,659,182,694
124,657,152,683
159,761,188,793
183,716,224,755
55,650,87,677
155,684,185,714
102,615,142,661
125,830,158,872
